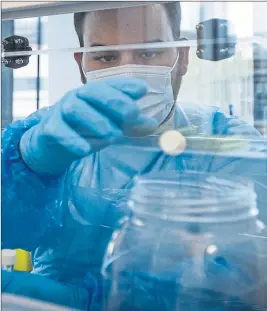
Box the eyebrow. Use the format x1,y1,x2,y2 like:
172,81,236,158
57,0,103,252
90,39,164,47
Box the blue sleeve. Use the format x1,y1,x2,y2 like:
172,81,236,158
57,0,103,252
2,110,64,251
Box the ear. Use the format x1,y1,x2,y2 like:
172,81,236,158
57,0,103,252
177,37,190,76
74,52,86,84
74,52,82,65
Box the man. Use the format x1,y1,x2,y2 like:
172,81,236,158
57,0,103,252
2,2,265,310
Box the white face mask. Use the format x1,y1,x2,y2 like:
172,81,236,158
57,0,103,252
85,63,177,125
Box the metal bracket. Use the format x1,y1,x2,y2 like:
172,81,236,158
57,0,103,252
196,18,237,61
1,18,237,70
1,35,32,69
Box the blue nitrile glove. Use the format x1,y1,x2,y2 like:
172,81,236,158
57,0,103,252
20,77,158,175
203,241,267,310
2,270,96,310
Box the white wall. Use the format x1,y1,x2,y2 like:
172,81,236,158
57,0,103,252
47,13,82,105
253,2,267,35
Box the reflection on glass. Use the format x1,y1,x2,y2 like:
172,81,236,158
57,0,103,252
103,173,267,311
1,3,267,311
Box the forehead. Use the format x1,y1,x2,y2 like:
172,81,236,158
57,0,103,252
82,4,174,45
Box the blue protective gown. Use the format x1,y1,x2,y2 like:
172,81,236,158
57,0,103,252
2,103,267,310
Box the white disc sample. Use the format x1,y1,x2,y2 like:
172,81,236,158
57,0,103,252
159,130,186,155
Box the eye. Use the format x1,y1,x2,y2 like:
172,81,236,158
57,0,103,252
93,53,118,63
139,50,164,60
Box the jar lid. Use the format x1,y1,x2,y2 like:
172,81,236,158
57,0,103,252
2,249,16,266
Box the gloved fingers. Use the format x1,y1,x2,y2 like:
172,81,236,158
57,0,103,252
203,242,258,298
63,93,157,139
122,114,158,137
226,117,261,137
2,271,91,311
106,77,148,100
76,79,142,124
227,124,259,136
41,116,92,157
62,92,123,140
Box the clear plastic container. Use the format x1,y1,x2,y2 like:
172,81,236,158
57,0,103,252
102,172,267,311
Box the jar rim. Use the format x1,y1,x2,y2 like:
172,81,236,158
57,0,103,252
130,172,257,223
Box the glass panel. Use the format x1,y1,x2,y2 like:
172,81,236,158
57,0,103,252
2,3,267,311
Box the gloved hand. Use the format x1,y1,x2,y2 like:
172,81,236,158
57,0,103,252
2,270,95,310
102,241,266,311
203,240,267,309
20,77,158,175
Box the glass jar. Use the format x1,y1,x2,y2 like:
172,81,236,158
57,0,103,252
102,172,267,311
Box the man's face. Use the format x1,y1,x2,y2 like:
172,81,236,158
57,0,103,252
75,4,189,100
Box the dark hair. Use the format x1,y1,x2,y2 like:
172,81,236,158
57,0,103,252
74,2,181,47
